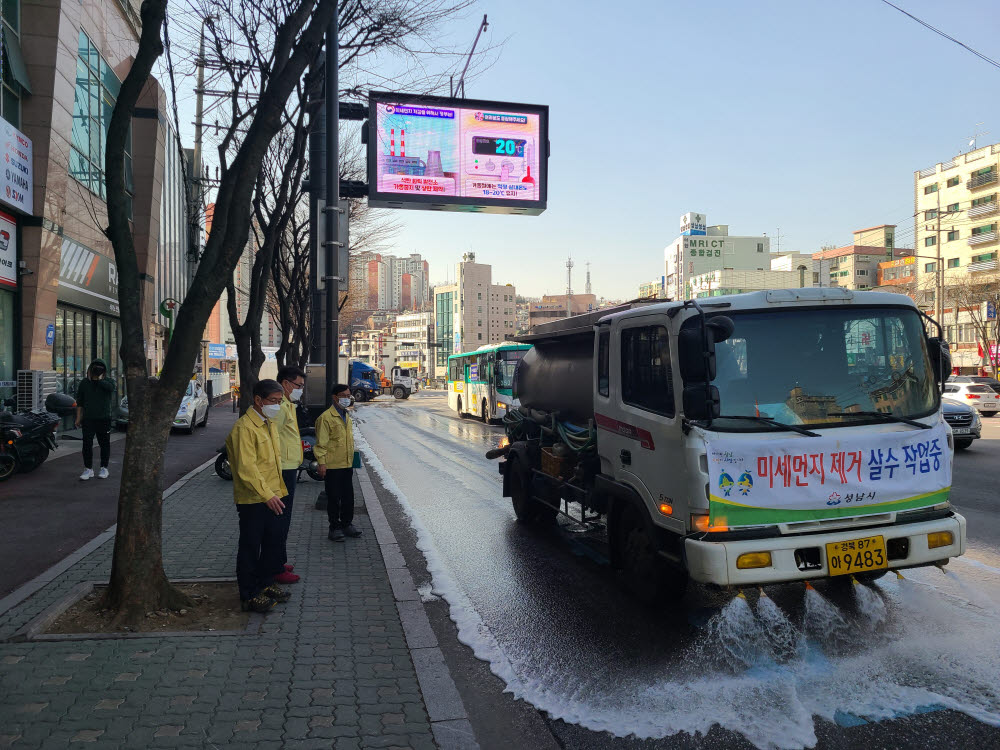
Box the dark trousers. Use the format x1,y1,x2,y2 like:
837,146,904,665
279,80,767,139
81,418,111,469
325,468,355,530
236,502,283,601
277,468,298,571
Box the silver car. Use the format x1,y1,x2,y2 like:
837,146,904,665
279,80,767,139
173,381,211,434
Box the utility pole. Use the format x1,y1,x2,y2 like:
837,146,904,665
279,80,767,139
193,21,207,202
935,190,944,324
565,257,574,318
323,10,340,408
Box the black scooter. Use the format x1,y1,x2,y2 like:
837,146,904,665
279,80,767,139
0,393,76,481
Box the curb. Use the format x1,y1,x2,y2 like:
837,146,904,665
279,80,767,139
0,455,219,618
357,464,481,750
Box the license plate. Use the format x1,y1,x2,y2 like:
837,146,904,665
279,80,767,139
952,427,971,435
825,535,887,577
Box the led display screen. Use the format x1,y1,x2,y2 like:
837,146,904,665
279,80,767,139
367,92,548,215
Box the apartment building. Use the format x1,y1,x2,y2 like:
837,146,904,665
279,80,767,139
433,252,516,371
812,226,904,290
356,251,430,312
638,278,666,299
914,143,1000,371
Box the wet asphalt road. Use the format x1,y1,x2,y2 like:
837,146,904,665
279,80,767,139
357,391,1000,750
0,402,238,597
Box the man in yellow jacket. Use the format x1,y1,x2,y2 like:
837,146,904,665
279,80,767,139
272,366,306,584
314,383,360,542
225,379,292,613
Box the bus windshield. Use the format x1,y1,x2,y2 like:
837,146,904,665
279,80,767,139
496,349,527,389
708,306,937,429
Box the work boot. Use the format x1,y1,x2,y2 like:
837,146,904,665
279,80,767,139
343,524,362,538
240,593,276,613
328,528,345,542
260,584,291,603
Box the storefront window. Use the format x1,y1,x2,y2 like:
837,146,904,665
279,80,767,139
0,289,14,393
53,304,123,401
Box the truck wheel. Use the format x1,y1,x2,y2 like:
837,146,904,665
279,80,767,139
353,389,367,403
616,505,687,604
393,386,405,399
508,458,557,525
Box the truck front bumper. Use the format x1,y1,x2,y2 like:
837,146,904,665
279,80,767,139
684,513,966,587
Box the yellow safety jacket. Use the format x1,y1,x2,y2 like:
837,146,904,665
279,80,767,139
275,395,304,471
313,406,355,470
225,408,287,504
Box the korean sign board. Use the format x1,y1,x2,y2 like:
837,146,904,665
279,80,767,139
0,120,31,215
705,423,951,528
368,92,548,215
0,210,14,289
680,212,706,236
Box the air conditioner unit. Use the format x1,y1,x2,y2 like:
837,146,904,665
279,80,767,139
16,370,59,413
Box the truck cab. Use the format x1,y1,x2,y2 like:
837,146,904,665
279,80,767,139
501,288,964,599
389,366,417,399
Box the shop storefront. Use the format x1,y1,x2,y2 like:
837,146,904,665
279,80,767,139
53,236,123,404
0,210,16,393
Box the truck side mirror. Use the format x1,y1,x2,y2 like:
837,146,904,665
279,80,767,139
679,316,735,382
927,337,951,392
683,384,721,421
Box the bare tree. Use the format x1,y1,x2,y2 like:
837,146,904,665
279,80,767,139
102,0,338,626
944,272,1000,376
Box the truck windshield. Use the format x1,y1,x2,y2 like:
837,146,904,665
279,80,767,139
496,349,527,389
708,306,937,429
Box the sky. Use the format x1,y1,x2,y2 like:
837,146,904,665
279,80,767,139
173,0,1000,300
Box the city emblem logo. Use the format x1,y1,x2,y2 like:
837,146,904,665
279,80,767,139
827,492,842,506
719,472,734,497
737,472,753,496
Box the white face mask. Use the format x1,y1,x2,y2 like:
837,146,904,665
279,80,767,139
261,403,282,419
338,398,352,409
290,388,303,402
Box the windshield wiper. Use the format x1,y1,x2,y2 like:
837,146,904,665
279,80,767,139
714,414,820,437
829,411,931,429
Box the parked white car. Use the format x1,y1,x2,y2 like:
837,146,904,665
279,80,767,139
943,382,999,417
173,380,210,434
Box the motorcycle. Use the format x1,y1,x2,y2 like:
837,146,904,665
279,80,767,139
0,394,74,481
215,427,322,482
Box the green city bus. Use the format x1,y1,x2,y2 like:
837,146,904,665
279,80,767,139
447,342,532,421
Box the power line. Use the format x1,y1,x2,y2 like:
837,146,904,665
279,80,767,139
879,0,1000,71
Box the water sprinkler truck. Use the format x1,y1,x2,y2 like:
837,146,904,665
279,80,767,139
488,288,966,601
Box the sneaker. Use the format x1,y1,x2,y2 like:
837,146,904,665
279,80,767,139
259,584,291,603
274,571,300,584
343,524,362,538
240,594,276,613
283,563,295,572
97,467,109,479
328,528,345,542
79,468,94,481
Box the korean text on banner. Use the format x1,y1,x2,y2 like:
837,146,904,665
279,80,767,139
705,422,951,527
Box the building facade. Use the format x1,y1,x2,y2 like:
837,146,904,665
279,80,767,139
8,0,194,406
914,143,1000,372
432,252,516,370
527,294,598,330
638,278,666,299
664,213,772,300
395,310,435,378
357,251,430,312
811,226,903,291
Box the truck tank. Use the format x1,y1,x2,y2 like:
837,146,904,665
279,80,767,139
514,302,644,424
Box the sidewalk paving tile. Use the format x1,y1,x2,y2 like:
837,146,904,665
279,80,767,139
0,469,439,748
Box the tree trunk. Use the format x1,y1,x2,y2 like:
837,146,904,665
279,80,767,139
103,382,192,624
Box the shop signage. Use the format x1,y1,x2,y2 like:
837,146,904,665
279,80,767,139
0,120,32,214
45,324,55,346
0,210,15,288
57,237,119,315
680,212,707,236
208,343,227,358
